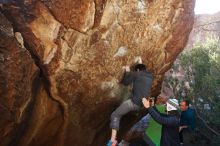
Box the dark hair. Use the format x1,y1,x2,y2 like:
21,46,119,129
134,64,146,71
182,100,190,106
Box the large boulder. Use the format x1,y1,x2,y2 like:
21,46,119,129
0,0,195,145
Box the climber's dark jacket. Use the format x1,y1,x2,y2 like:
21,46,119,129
121,70,153,107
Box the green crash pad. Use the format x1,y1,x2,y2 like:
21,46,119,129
145,105,165,146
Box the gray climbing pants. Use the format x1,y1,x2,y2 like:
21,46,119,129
110,99,141,131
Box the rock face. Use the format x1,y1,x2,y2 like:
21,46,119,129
0,0,195,146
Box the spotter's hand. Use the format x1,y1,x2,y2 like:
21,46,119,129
142,98,151,108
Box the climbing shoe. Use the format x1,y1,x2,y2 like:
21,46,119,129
106,139,117,146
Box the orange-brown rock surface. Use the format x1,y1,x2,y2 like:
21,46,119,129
0,0,195,145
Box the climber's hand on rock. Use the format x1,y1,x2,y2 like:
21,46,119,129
134,56,142,64
122,65,130,72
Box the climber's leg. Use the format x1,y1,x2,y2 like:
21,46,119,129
109,99,141,144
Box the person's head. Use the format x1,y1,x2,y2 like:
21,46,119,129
166,99,179,116
179,100,189,111
134,64,146,72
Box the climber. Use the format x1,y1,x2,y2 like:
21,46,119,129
142,98,180,146
107,57,153,146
